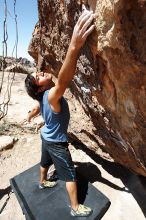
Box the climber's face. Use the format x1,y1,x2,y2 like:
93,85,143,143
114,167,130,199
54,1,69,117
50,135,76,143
32,72,55,91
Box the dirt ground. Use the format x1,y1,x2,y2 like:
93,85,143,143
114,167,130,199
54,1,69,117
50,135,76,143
0,72,146,220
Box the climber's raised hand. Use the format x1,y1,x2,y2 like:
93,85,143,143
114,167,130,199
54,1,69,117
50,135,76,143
47,9,95,105
70,9,95,50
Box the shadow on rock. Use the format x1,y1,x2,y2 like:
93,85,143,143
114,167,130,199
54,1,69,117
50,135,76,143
71,138,146,218
75,161,128,192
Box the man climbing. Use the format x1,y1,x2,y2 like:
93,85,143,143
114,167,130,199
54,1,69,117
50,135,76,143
25,9,95,217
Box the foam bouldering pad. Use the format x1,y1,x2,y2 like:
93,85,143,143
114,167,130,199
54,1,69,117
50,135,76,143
10,164,110,220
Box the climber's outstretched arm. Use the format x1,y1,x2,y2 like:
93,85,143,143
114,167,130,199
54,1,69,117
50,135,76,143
48,9,95,107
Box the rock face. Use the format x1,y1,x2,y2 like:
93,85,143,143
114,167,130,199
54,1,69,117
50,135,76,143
28,0,146,176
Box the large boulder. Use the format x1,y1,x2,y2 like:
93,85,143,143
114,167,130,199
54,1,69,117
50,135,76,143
0,135,14,151
28,0,146,176
5,63,34,74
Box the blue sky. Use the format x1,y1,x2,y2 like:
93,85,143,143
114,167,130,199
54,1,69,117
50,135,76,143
0,0,38,61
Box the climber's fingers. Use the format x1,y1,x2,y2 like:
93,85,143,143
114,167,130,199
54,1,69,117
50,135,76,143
80,13,95,36
82,24,95,40
77,9,91,27
78,10,93,30
71,9,95,49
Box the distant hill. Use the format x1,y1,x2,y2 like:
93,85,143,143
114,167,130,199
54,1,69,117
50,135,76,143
0,56,36,74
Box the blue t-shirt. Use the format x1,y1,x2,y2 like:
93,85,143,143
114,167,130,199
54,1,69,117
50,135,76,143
40,90,70,142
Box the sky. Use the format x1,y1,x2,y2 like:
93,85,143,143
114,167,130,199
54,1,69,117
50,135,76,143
0,0,38,61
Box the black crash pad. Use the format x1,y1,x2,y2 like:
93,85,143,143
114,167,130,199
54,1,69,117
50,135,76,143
10,164,110,220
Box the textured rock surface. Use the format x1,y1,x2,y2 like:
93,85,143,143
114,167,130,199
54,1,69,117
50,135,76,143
28,0,146,176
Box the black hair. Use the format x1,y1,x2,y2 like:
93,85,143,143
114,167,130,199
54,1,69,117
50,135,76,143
25,73,44,101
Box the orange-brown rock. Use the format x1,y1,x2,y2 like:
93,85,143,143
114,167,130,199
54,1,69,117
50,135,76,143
28,0,146,176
